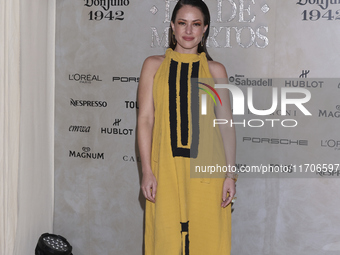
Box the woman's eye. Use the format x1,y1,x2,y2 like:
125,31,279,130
178,21,186,25
193,23,201,26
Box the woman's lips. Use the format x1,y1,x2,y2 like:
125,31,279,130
182,36,195,41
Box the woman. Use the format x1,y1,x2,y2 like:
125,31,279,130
137,0,236,254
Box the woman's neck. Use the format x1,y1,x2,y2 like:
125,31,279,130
173,45,199,55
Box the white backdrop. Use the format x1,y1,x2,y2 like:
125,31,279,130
55,1,340,254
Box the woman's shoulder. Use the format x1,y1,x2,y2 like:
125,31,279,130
207,60,228,79
140,54,166,82
142,54,165,72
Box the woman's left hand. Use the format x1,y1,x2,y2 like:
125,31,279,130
221,178,236,208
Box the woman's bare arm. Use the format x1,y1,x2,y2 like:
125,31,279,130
208,61,236,208
137,55,163,202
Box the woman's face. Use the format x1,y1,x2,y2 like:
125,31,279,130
171,5,208,54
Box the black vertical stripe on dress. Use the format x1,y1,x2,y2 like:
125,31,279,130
190,61,200,158
169,59,178,158
181,221,190,255
180,63,189,146
168,59,200,158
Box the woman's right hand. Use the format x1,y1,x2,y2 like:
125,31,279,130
141,170,157,203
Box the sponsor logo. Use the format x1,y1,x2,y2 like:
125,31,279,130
229,77,273,86
69,147,104,159
297,0,340,10
85,0,129,21
243,137,308,146
69,125,91,132
285,80,323,88
123,155,141,162
101,119,134,135
84,0,130,11
112,77,139,83
317,170,340,176
321,139,340,150
299,70,310,78
125,101,138,109
70,98,107,107
319,105,340,118
68,74,102,84
298,0,340,21
101,128,133,135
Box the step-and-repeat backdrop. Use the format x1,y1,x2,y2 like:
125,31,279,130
55,1,340,254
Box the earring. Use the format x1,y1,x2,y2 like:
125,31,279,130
201,34,205,47
172,32,176,45
201,33,204,47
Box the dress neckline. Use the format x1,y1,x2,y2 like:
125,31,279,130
166,48,205,62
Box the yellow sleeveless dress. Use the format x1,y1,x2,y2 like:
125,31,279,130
145,48,231,255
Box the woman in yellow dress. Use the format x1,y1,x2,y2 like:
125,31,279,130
137,1,236,254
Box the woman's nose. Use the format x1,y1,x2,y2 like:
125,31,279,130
185,24,192,34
